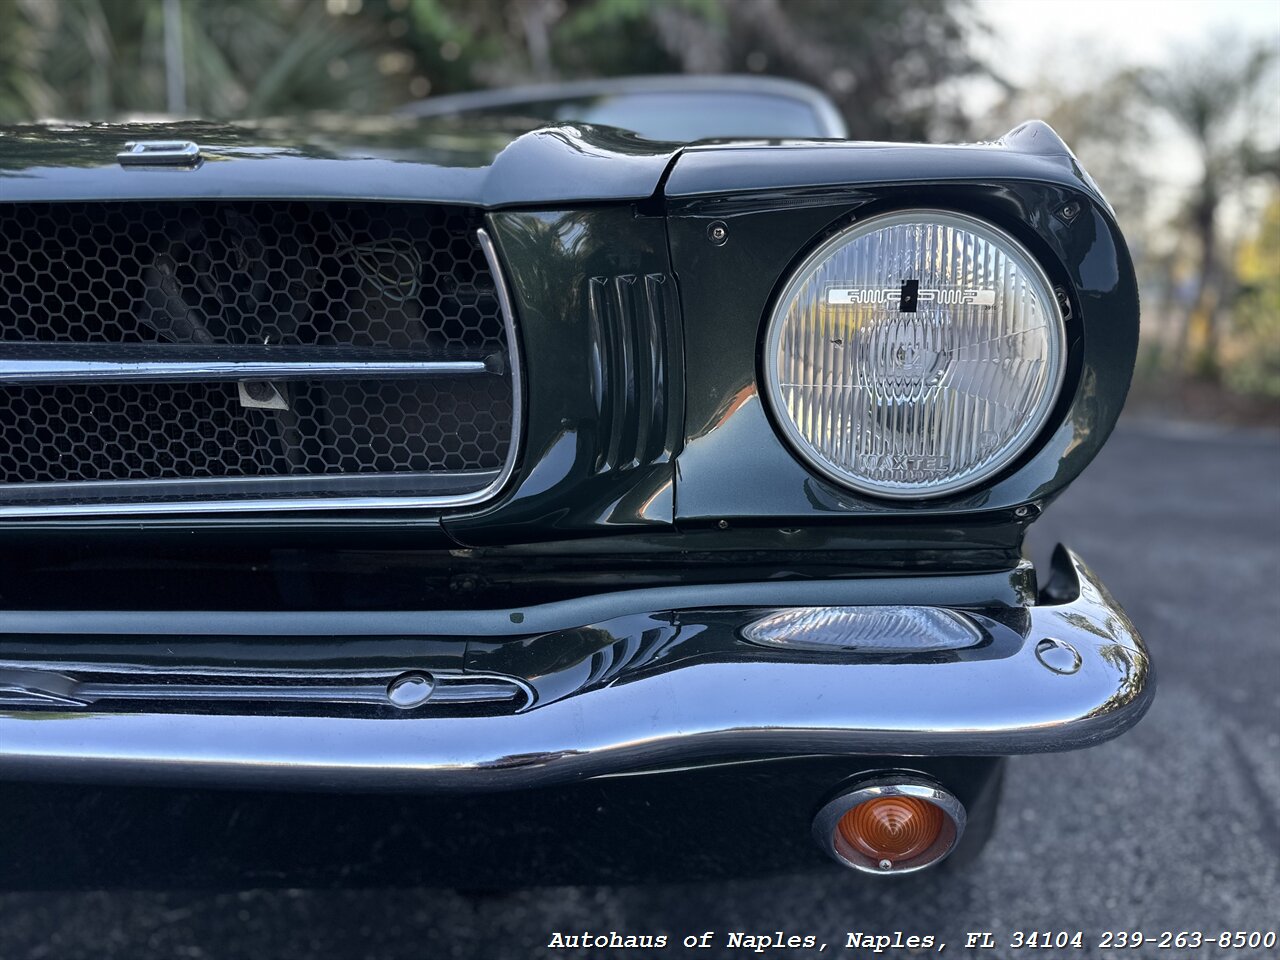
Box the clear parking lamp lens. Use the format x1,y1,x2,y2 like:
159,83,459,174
741,606,981,653
764,210,1067,498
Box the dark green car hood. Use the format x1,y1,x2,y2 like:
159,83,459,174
1,114,1100,213
0,114,683,208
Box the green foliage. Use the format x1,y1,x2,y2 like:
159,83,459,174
0,0,407,121
1226,194,1280,398
0,0,988,142
561,0,723,37
0,1,47,120
407,0,468,43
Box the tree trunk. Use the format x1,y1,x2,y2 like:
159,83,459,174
1178,174,1221,379
649,4,728,74
518,0,560,82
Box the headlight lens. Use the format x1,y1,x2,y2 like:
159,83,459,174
764,210,1066,499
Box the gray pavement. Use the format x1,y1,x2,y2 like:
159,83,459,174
1,419,1278,959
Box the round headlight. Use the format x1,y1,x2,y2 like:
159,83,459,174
763,209,1067,499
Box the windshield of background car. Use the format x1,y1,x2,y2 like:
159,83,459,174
467,91,832,140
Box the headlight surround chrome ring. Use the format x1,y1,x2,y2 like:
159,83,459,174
763,209,1068,499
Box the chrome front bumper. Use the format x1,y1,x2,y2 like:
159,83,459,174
0,546,1152,791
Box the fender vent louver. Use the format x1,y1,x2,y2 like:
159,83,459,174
587,273,674,474
0,201,521,514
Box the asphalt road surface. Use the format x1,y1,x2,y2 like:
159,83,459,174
2,418,1277,959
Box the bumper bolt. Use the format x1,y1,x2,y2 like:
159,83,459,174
386,672,436,709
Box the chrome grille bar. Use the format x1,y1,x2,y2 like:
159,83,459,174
0,357,491,385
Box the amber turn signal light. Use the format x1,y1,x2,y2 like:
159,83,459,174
813,778,965,875
838,795,946,865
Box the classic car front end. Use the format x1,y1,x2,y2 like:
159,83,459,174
0,86,1151,885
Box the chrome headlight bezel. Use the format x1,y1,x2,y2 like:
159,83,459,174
761,208,1069,500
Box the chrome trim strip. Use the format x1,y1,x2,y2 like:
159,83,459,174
0,358,488,385
0,467,497,498
812,778,966,875
0,667,527,710
475,224,525,505
0,225,523,518
117,140,201,166
0,548,1154,790
0,565,1033,637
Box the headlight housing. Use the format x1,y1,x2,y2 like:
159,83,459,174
763,209,1067,499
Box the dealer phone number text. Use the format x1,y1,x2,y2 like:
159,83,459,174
996,930,1277,950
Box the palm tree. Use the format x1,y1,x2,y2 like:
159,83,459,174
1141,36,1277,378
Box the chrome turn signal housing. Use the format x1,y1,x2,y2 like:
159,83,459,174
813,777,966,874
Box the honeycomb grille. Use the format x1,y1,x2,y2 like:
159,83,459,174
0,201,517,508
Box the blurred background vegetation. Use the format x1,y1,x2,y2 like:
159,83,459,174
1,0,1277,421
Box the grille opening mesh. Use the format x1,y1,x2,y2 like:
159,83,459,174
0,380,512,484
0,201,504,350
0,201,515,504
